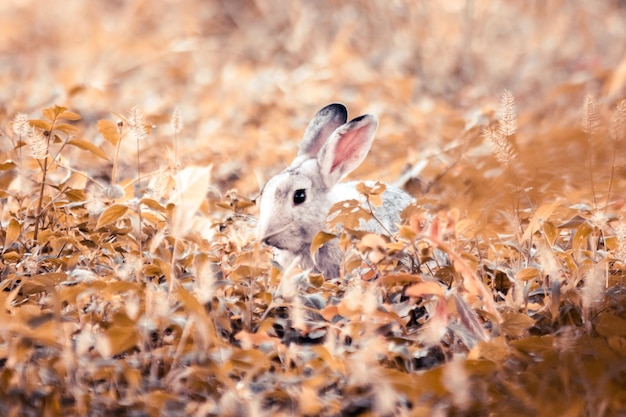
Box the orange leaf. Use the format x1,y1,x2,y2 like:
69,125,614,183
515,267,540,282
97,119,121,146
29,119,51,131
58,110,81,120
96,204,129,229
54,122,79,135
521,201,560,243
67,138,110,161
405,281,446,297
21,272,67,295
595,313,626,337
509,335,554,355
140,197,167,213
97,323,140,358
43,106,61,121
173,287,215,350
0,160,16,170
378,273,423,286
4,218,20,249
500,312,535,338
542,221,558,245
475,336,510,362
572,221,593,253
310,231,336,257
169,166,212,237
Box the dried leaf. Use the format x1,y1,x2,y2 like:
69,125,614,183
67,138,110,161
97,323,140,358
572,221,593,253
96,204,129,229
29,119,51,131
501,312,536,338
64,188,87,202
310,231,337,257
397,225,417,241
169,165,212,237
476,336,510,362
43,106,64,121
595,313,626,338
140,197,167,213
173,287,215,350
378,273,424,286
509,335,554,355
21,272,67,295
606,337,626,356
328,199,370,229
58,110,82,120
521,201,560,243
515,267,540,282
405,281,445,297
4,218,20,249
97,119,121,146
0,160,17,170
54,122,79,134
542,221,558,245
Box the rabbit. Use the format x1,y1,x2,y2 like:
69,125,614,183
257,103,413,278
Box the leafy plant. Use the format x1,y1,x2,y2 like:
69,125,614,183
1,2,626,416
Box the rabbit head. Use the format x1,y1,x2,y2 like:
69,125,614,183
257,103,379,275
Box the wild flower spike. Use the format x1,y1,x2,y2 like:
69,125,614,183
581,95,600,135
609,100,626,143
581,263,605,315
12,113,29,137
170,107,183,132
497,89,517,137
26,126,48,160
148,169,170,200
128,106,147,141
483,126,516,166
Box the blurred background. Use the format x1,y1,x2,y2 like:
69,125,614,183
1,0,625,214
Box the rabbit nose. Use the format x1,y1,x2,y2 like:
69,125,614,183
262,236,284,250
263,236,277,248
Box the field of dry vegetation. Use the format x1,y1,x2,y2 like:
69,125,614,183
2,1,626,416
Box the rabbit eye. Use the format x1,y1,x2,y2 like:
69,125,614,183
293,189,306,205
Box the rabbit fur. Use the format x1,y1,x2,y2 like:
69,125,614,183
257,103,413,278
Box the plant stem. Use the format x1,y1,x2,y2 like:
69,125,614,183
33,119,56,242
135,134,144,283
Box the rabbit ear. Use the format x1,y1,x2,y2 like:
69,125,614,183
318,114,378,187
297,103,348,157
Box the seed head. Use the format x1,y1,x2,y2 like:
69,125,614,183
483,126,516,166
27,126,48,160
12,113,29,137
128,106,147,141
170,107,183,132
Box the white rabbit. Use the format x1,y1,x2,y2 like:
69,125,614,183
257,103,413,278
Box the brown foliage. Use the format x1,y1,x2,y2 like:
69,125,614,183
1,1,626,416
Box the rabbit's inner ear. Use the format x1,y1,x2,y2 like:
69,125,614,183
298,103,348,158
318,114,378,187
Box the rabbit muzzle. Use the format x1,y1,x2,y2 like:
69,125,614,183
257,221,293,251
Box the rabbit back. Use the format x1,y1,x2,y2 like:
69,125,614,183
330,181,413,234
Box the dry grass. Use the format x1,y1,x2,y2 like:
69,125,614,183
1,1,626,416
